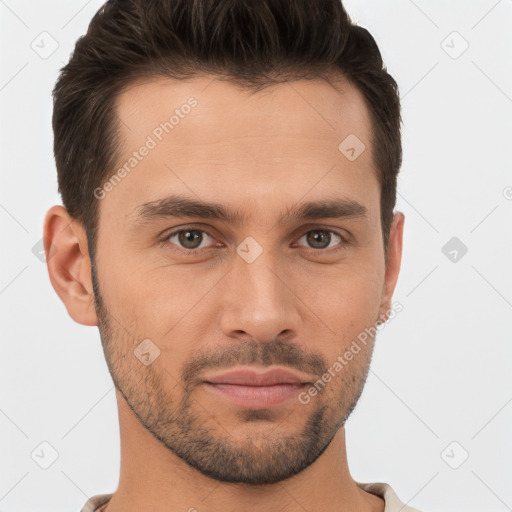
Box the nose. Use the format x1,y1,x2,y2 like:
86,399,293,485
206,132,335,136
218,249,301,343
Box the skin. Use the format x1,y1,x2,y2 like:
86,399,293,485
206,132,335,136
44,73,404,512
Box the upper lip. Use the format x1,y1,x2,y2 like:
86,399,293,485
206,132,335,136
204,367,309,386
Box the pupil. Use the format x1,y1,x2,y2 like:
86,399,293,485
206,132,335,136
307,230,330,249
179,230,202,249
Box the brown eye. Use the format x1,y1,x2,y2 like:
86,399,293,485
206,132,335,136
165,229,214,250
297,230,344,250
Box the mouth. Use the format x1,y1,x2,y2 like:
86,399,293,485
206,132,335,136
203,367,311,409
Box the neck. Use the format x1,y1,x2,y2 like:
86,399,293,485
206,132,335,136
104,390,384,512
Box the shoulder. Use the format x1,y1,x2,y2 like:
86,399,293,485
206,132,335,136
79,493,113,512
356,481,424,512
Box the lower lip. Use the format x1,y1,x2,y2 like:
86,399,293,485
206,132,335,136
204,382,307,408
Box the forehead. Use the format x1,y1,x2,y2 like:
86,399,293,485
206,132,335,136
105,74,379,224
115,73,373,149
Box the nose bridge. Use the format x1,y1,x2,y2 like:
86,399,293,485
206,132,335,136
219,241,299,341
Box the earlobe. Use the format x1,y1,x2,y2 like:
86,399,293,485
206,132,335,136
378,212,405,324
43,205,98,326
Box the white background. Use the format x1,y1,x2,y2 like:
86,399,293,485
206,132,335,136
1,1,511,511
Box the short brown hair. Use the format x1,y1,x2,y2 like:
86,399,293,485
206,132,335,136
52,0,402,260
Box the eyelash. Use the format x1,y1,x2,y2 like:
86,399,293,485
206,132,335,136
159,226,349,255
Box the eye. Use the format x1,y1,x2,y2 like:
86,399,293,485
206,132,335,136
163,228,218,251
295,229,345,250
160,227,348,254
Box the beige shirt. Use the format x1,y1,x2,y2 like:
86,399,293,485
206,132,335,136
80,482,423,512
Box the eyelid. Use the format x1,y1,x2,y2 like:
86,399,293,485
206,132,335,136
293,223,350,241
294,229,346,249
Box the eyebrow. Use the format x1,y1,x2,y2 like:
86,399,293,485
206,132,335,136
131,194,368,226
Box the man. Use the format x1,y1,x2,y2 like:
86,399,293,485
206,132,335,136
44,0,421,511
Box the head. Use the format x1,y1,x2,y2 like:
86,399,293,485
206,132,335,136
45,0,404,485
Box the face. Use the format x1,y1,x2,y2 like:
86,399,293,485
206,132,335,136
86,74,402,484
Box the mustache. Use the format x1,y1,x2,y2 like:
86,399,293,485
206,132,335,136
181,338,328,389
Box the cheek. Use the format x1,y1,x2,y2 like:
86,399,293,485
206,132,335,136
304,261,384,327
101,258,220,350
335,277,382,330
296,260,384,370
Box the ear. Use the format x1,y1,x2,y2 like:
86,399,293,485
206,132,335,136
43,205,98,326
378,212,404,324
